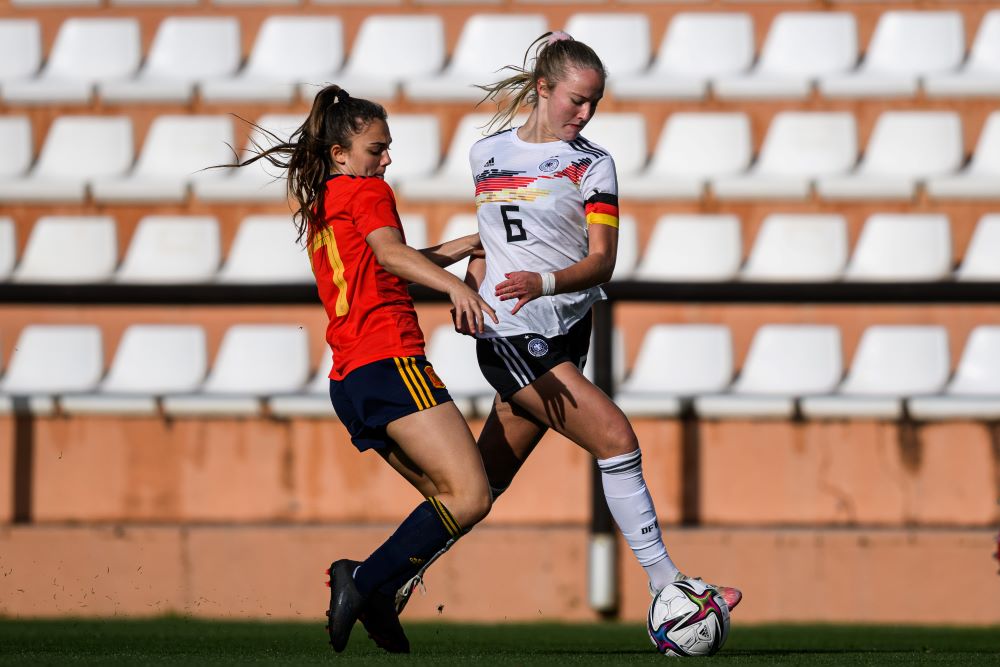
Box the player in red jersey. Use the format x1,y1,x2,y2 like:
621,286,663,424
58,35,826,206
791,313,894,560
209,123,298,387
236,85,497,653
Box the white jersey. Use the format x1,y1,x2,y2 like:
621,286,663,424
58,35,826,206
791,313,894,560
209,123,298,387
470,127,620,338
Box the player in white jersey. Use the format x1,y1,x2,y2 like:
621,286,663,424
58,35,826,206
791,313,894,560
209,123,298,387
396,31,743,618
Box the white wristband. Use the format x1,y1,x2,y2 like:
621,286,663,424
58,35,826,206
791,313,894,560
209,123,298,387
540,272,556,297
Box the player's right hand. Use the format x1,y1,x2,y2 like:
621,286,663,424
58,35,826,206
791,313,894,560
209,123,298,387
449,284,498,336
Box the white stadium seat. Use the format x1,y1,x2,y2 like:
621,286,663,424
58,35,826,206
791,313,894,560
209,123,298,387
634,215,742,282
12,216,117,284
740,214,848,282
713,112,857,200
398,113,495,201
927,111,1000,199
909,326,1000,420
565,13,650,78
194,114,303,203
217,215,312,284
425,325,494,417
162,325,310,416
695,325,843,419
438,214,479,278
956,215,1000,282
715,12,857,99
582,327,627,390
382,115,441,188
268,362,336,419
577,113,647,181
201,17,343,103
115,216,220,284
213,0,297,5
0,116,32,178
801,325,950,419
816,111,962,200
621,113,751,200
12,0,98,5
925,11,1000,97
820,11,965,98
100,18,240,103
0,218,15,281
324,15,445,101
0,325,103,415
844,214,952,282
404,14,548,102
616,325,733,417
111,0,198,5
61,325,207,415
0,116,133,202
400,215,428,252
0,20,41,86
3,19,141,104
92,115,233,203
611,13,754,100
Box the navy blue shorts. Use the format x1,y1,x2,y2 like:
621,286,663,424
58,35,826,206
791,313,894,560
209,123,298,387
329,355,453,452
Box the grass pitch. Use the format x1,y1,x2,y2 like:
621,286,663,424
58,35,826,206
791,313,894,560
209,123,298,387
0,617,997,665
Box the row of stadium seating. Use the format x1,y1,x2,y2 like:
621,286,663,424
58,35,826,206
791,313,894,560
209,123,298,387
2,322,996,420
1,11,999,104
3,109,999,202
3,211,998,284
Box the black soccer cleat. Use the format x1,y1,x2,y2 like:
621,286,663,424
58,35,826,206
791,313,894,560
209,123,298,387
325,559,366,652
359,591,410,653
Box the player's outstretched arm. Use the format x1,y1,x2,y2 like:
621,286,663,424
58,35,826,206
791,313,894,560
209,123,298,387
419,233,483,269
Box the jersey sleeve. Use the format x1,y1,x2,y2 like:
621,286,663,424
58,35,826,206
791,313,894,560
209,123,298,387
352,178,402,238
580,155,619,229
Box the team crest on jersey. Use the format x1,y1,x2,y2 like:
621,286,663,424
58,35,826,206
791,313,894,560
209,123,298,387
424,365,446,389
538,157,560,173
527,338,550,357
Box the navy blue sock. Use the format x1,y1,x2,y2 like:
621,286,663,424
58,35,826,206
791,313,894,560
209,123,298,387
353,498,463,598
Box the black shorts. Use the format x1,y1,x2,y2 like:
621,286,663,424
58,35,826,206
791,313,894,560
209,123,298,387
476,311,592,401
329,355,453,452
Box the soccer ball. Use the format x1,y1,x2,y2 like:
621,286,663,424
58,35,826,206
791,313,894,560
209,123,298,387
647,579,730,657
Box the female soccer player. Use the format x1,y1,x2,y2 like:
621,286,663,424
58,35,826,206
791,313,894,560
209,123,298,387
238,85,496,653
401,32,743,615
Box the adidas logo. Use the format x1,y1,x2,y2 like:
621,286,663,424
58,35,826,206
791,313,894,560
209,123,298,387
484,157,495,168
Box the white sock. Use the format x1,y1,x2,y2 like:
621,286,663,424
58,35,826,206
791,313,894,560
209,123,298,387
597,448,679,591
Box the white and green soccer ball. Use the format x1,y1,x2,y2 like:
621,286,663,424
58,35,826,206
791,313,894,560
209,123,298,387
647,579,730,657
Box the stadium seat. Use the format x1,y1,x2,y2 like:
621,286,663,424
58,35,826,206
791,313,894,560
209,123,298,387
611,13,753,100
634,215,741,281
620,113,751,200
400,214,428,251
322,15,445,101
695,325,843,418
740,214,848,282
112,0,198,5
0,218,14,281
956,214,1000,281
398,113,497,201
425,325,494,417
564,13,650,78
844,214,952,282
91,115,233,203
60,325,207,415
713,112,857,200
927,111,1000,199
820,11,965,98
0,325,102,415
115,216,220,284
162,324,310,416
0,116,32,178
0,20,41,87
201,17,342,102
3,19,140,104
268,362,336,419
12,216,117,283
925,11,1000,97
194,114,303,202
610,215,637,281
582,327,627,390
12,0,98,5
816,111,962,200
100,18,240,103
908,326,1000,420
438,214,479,278
213,0,297,5
616,325,733,417
216,215,311,284
800,325,950,419
0,116,133,202
577,113,647,182
714,12,857,99
381,115,441,188
404,14,548,101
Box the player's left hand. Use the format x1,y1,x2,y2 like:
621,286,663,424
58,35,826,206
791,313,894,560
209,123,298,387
495,271,542,315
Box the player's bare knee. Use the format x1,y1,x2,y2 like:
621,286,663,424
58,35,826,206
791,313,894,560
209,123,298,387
598,422,639,459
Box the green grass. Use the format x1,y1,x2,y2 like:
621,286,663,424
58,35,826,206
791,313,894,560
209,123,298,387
0,617,997,665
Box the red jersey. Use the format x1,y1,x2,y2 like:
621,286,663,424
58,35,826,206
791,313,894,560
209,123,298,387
309,175,425,380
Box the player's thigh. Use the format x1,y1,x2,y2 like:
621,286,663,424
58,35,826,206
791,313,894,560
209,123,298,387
478,394,548,490
510,362,638,460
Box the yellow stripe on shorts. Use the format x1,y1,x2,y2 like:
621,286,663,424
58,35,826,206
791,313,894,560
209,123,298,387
406,357,437,407
394,357,427,410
